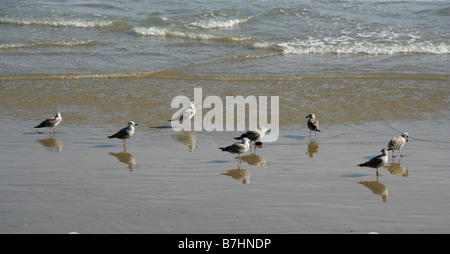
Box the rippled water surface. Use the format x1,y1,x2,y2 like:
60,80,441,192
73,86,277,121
1,0,449,77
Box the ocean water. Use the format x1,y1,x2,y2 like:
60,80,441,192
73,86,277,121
1,0,449,78
1,0,449,234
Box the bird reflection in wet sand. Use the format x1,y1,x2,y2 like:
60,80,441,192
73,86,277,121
359,175,388,202
37,137,63,152
385,157,408,177
222,167,250,184
306,139,319,158
172,131,197,152
109,149,137,171
240,153,267,167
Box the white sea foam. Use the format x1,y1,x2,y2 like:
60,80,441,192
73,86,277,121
0,17,113,28
276,38,450,55
132,26,252,43
189,18,250,29
0,39,99,50
133,26,215,40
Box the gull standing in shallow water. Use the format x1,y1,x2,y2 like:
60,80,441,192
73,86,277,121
234,127,269,149
169,101,196,122
358,148,388,176
219,138,250,163
306,113,320,136
386,132,409,157
108,121,138,147
34,112,62,134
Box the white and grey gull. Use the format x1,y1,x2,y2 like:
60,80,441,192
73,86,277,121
386,132,409,157
219,137,250,162
234,127,269,148
358,148,388,176
107,121,138,147
34,112,62,134
169,101,196,122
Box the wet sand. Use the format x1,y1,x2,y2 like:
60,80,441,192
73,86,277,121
0,76,449,233
1,117,449,233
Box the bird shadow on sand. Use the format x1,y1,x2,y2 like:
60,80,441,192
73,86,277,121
24,131,61,135
281,135,306,141
89,144,116,148
150,125,173,129
340,173,368,178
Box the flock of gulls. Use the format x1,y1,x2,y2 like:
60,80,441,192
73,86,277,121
34,107,409,176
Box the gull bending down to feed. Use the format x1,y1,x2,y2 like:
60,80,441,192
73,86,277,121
386,132,409,157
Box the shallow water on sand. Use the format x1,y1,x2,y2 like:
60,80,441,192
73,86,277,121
0,76,449,233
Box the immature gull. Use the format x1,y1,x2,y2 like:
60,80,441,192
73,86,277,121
219,137,250,162
234,127,269,148
34,112,62,134
386,132,409,157
107,121,138,147
358,148,388,176
169,101,196,122
306,113,320,136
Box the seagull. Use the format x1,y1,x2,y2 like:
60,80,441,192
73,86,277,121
386,132,409,157
306,113,320,136
34,112,62,134
219,137,250,162
169,101,196,122
234,127,269,148
358,148,388,176
107,121,138,147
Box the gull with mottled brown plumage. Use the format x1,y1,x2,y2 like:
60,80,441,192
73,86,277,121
34,112,62,134
386,132,409,157
306,113,320,136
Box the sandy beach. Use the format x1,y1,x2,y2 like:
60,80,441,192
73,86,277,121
1,76,449,234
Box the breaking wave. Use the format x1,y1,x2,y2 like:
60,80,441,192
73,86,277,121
0,17,118,29
189,18,251,29
0,39,100,50
132,26,253,43
254,38,450,55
